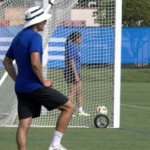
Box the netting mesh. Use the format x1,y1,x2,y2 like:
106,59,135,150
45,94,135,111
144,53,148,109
0,0,115,127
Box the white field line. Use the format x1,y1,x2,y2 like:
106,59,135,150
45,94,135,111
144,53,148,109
121,104,150,110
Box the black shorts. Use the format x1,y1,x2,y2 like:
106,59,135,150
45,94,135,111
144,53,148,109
64,70,80,84
16,87,68,120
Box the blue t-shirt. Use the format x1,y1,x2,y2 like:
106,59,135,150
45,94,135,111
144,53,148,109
64,42,81,73
6,28,43,93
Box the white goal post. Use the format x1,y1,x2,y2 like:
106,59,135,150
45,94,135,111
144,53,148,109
0,0,122,128
113,0,122,128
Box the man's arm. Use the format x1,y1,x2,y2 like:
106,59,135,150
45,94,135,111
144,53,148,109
30,52,53,87
3,56,17,82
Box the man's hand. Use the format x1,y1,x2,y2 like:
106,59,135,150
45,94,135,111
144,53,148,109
43,80,53,87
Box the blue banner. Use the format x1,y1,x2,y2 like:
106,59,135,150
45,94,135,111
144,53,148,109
1,27,150,68
122,27,150,63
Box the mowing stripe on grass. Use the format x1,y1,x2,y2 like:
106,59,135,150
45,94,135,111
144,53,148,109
0,137,150,141
119,128,150,135
121,104,150,110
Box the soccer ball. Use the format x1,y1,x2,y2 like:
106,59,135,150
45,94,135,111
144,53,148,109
96,106,107,115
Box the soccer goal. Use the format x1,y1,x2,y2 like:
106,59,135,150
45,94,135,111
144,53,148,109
0,0,122,128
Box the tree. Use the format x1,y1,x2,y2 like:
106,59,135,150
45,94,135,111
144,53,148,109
123,0,150,27
93,0,150,27
77,0,103,7
93,0,115,27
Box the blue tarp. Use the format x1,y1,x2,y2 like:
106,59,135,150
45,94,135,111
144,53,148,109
0,26,114,68
1,26,150,68
48,26,114,68
122,27,150,63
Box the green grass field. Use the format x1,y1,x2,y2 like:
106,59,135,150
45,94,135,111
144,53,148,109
0,68,150,150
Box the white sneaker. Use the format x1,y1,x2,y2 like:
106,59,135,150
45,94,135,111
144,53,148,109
72,114,76,117
49,144,67,150
78,111,90,116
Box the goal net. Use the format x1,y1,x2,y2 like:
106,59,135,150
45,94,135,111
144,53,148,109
0,0,121,127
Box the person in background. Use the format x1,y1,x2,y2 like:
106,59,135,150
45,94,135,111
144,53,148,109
64,31,90,117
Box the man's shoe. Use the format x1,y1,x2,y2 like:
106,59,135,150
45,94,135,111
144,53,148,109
49,144,67,150
72,114,76,117
78,111,90,116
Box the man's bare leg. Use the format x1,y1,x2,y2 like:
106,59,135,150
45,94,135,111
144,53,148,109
16,117,32,150
49,100,75,149
56,100,75,133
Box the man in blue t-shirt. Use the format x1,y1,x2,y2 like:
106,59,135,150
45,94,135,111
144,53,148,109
6,28,44,93
3,6,75,150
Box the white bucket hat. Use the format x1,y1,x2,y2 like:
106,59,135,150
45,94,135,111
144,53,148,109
23,6,52,29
